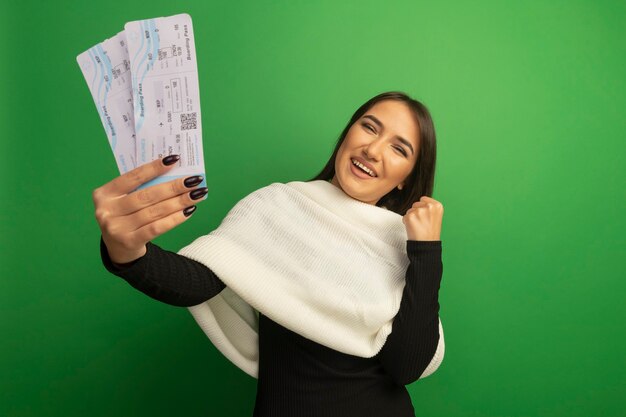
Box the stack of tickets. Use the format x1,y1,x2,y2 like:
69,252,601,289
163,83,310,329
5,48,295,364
77,13,206,191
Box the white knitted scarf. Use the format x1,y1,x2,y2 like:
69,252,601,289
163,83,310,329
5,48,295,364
177,179,444,379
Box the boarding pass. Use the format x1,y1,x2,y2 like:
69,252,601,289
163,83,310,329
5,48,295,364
77,13,206,192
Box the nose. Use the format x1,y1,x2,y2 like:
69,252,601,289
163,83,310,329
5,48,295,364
364,136,385,161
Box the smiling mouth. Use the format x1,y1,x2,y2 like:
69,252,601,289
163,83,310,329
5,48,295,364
350,158,377,177
350,159,377,179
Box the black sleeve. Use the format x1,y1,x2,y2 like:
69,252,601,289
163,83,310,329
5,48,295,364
100,236,227,307
375,240,443,386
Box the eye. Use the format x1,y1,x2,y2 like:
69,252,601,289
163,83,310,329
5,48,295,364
393,146,408,157
362,122,375,132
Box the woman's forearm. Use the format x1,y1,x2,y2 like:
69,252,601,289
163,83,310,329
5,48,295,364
375,240,444,385
100,235,226,306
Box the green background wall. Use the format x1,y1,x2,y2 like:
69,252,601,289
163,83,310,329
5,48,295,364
1,0,624,416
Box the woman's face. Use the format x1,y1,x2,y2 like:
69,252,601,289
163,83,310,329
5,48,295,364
330,99,420,205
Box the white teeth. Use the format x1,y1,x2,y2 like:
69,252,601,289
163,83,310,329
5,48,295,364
351,159,376,177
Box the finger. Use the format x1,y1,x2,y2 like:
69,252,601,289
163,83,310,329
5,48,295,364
419,197,444,211
405,203,429,218
132,205,197,243
404,206,419,217
111,175,206,217
117,188,204,230
419,196,437,203
97,155,180,199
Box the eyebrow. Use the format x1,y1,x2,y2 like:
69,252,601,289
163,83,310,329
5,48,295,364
362,114,415,156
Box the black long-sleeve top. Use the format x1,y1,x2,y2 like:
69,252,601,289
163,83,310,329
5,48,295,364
100,236,444,417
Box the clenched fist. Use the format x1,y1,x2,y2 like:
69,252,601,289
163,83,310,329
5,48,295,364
402,196,444,241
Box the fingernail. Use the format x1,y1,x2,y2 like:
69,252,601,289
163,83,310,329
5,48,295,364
184,175,204,188
183,206,197,217
190,187,208,200
163,155,180,166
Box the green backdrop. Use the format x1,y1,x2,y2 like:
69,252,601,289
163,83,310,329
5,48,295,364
1,0,624,416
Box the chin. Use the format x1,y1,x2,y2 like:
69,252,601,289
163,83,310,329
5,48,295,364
340,179,377,203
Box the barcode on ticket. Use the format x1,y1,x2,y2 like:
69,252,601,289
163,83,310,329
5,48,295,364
181,112,197,130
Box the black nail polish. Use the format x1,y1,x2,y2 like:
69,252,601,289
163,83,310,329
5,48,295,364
184,175,204,188
163,155,180,166
190,187,208,200
183,206,197,217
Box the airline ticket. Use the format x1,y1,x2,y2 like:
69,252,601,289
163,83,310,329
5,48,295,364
77,31,136,175
77,13,206,194
125,13,206,190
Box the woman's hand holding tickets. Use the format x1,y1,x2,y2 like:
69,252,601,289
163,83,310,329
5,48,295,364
402,196,444,241
92,155,208,266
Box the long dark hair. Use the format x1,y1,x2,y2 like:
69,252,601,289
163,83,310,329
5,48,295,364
308,91,437,216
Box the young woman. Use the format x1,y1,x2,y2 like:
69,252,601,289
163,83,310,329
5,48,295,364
94,91,445,417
